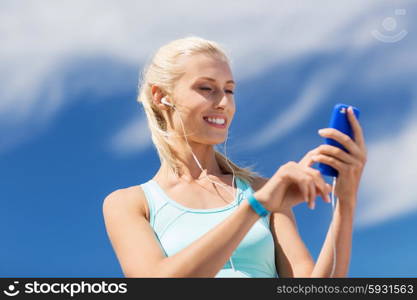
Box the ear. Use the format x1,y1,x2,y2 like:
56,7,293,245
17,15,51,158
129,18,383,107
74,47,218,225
151,85,170,111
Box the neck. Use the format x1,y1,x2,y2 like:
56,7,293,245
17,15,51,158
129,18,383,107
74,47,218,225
158,140,226,183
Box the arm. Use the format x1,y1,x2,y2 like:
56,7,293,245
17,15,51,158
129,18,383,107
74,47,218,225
270,207,316,277
254,177,315,277
102,186,261,278
271,105,366,277
258,175,356,278
311,198,355,277
270,191,355,278
310,106,366,277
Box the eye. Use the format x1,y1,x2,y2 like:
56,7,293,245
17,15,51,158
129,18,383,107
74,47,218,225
199,86,234,95
199,87,212,91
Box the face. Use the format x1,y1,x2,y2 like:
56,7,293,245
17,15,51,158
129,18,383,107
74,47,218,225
168,53,236,145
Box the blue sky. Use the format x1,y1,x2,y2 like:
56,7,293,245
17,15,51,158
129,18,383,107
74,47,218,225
1,0,416,277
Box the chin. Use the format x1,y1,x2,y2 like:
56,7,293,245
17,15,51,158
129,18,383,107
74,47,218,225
196,135,227,146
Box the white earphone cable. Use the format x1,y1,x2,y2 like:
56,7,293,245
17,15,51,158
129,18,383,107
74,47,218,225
330,176,337,277
166,97,239,273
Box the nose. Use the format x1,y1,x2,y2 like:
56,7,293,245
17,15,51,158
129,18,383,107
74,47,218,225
214,91,230,109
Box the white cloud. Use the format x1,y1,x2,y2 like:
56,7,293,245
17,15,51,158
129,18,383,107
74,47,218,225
355,99,417,228
0,0,415,228
0,0,394,154
244,64,346,150
109,117,151,156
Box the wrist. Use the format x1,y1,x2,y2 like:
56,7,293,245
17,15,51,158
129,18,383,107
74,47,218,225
252,190,269,209
240,197,261,221
338,195,357,210
247,192,270,217
336,197,357,219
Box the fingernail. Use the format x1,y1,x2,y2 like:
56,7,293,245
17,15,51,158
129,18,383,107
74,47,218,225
311,202,315,210
318,129,325,134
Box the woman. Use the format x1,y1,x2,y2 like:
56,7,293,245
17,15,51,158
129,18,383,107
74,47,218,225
103,36,367,278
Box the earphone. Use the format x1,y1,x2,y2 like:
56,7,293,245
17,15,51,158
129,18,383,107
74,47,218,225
330,176,337,278
160,95,240,273
160,95,337,277
160,96,236,202
161,97,175,108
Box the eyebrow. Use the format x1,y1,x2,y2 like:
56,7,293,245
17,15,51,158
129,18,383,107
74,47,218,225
195,76,235,85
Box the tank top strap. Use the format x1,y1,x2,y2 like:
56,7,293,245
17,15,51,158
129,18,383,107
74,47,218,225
140,180,170,227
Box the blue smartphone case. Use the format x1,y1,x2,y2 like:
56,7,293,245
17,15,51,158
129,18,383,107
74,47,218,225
317,103,360,177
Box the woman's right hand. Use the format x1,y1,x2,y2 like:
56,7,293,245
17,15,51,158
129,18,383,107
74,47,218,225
253,161,332,213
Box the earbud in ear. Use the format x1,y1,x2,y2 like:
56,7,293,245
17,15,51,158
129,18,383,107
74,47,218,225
161,97,174,108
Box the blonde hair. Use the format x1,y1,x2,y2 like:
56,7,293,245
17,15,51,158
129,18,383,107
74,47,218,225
137,36,262,185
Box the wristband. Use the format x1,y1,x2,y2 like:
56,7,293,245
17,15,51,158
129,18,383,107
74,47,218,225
247,192,269,217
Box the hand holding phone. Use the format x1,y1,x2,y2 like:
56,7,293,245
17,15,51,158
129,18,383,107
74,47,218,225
317,103,360,177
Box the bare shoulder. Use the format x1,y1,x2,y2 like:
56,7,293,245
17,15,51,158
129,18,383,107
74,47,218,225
251,176,269,192
102,185,150,222
102,185,166,277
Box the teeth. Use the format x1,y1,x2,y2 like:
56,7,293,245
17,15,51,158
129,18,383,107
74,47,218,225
206,117,225,125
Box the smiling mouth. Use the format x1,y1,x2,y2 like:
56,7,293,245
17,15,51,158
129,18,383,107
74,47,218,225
203,117,227,128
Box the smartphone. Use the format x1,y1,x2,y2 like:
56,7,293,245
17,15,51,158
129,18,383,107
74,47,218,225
317,103,360,177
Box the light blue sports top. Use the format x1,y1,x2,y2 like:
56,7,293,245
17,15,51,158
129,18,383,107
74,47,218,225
140,176,279,278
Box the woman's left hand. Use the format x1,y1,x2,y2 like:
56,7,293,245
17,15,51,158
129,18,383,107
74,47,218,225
299,106,368,207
